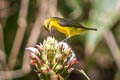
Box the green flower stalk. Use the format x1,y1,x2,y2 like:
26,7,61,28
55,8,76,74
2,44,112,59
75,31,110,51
26,37,78,80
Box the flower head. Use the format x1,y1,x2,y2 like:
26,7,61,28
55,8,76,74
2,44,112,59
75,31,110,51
26,37,78,80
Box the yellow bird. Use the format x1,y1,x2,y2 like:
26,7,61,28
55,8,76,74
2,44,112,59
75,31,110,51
43,17,97,41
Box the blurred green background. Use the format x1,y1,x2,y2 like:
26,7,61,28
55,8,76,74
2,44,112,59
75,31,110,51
0,0,120,80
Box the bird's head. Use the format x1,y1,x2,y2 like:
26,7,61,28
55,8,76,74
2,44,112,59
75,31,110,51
43,18,54,31
42,18,55,36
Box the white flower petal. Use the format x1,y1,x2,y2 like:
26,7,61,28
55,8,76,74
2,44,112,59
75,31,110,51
26,47,39,53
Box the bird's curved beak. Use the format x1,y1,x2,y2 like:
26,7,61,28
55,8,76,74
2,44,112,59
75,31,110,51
49,30,52,36
42,25,48,31
42,25,52,36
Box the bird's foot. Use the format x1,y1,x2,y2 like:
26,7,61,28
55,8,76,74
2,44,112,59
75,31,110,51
61,37,70,42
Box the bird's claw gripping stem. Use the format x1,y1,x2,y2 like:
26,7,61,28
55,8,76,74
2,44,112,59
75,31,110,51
61,37,70,42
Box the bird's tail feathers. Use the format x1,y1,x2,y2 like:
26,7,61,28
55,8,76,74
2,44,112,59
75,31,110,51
85,28,97,31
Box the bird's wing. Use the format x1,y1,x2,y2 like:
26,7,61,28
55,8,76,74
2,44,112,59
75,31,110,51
56,17,85,28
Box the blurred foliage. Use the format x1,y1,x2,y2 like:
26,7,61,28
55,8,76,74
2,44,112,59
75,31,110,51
4,13,19,56
0,0,120,80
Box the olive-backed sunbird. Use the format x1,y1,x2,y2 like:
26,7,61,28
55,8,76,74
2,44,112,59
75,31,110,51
43,17,97,41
